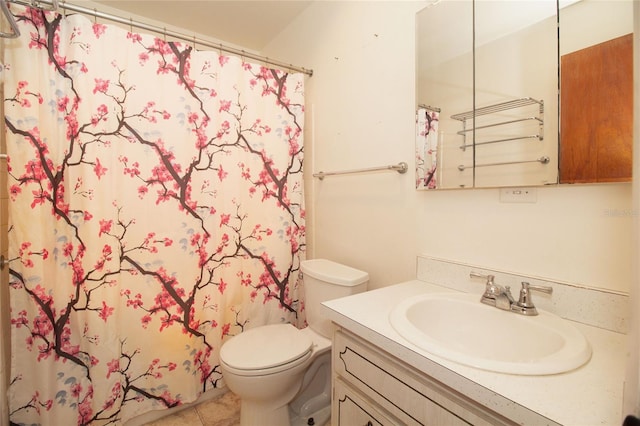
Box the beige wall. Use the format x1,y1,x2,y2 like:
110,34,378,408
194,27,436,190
0,0,635,422
263,0,633,293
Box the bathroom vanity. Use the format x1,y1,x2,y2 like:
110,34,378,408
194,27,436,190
323,279,626,426
332,328,514,425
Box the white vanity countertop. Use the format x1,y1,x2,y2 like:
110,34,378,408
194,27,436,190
322,280,627,426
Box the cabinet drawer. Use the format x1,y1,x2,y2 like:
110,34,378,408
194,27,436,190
334,378,399,426
333,330,513,426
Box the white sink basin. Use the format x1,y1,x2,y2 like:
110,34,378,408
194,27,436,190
389,292,592,375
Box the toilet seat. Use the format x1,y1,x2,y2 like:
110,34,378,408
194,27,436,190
220,324,313,376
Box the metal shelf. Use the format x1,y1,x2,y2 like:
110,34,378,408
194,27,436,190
451,97,543,121
452,97,544,152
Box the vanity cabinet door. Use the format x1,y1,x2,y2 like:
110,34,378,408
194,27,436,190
334,378,398,426
333,329,515,426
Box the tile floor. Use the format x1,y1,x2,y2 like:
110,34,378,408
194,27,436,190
145,391,241,426
143,390,331,426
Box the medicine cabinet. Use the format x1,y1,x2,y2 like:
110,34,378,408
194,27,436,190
416,0,633,190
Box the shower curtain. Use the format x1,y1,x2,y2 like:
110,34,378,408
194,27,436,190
3,5,305,425
415,107,439,189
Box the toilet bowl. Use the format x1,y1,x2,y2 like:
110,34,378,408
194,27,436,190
219,259,368,426
220,325,331,425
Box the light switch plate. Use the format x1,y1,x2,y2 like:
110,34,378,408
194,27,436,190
499,187,537,203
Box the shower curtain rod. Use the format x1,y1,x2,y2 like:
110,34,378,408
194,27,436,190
7,0,314,76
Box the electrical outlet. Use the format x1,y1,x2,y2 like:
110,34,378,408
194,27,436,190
499,187,537,203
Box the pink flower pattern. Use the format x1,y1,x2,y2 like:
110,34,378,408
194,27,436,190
4,6,305,426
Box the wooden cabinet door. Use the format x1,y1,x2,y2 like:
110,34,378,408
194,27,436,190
560,33,633,183
334,379,395,426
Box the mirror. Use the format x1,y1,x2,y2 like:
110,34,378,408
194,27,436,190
416,0,633,190
416,0,558,189
473,1,558,189
415,1,473,189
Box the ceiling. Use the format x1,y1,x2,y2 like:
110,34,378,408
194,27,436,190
91,1,313,51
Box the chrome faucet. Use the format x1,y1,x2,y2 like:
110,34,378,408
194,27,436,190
470,272,515,310
511,281,553,316
469,273,552,316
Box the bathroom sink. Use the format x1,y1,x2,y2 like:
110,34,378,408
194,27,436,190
389,292,592,375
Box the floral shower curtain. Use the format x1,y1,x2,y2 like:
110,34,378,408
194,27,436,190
3,5,305,425
415,107,439,189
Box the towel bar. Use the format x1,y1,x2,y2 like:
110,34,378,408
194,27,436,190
458,156,549,171
313,162,408,180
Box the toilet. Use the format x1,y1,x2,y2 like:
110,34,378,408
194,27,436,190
219,259,369,426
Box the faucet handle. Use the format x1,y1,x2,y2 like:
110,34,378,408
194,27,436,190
524,282,553,294
513,282,553,315
470,272,499,300
470,272,495,285
520,282,553,299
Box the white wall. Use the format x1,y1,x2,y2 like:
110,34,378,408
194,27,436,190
263,0,633,294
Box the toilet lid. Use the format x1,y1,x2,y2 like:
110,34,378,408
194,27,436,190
220,323,313,371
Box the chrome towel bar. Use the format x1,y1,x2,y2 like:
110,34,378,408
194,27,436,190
458,156,549,171
451,97,543,121
313,162,408,180
459,134,541,150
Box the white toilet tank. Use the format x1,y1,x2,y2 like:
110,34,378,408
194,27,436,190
301,259,369,337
